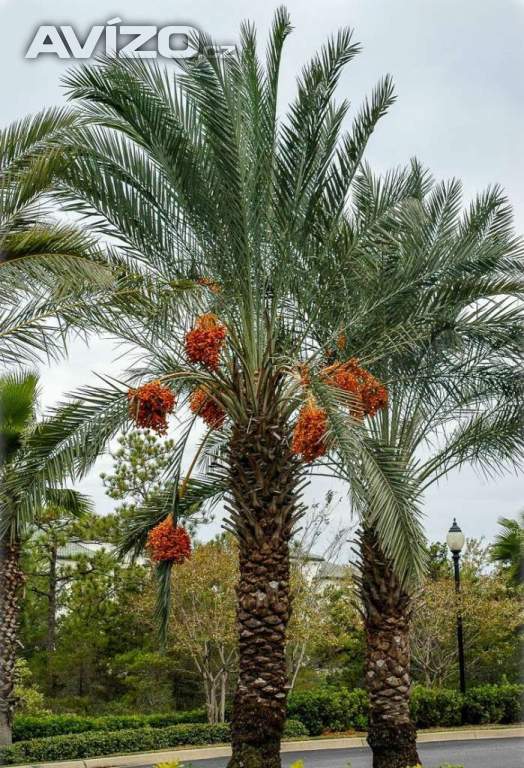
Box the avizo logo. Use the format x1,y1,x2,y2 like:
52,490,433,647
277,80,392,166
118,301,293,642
25,18,235,60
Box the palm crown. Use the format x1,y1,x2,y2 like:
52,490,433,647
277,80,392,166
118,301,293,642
11,11,402,538
313,162,523,581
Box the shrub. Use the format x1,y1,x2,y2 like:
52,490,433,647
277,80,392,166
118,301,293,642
288,687,368,736
462,684,523,725
0,724,230,764
13,709,207,741
288,682,523,735
410,686,463,728
411,684,523,728
283,719,308,737
13,660,50,717
1,719,307,764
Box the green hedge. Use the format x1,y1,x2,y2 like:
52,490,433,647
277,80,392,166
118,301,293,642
13,709,207,742
288,687,368,736
462,684,524,725
288,683,523,735
0,720,307,765
6,683,521,762
411,687,463,728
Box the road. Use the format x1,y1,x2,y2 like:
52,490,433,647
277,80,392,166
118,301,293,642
182,737,524,767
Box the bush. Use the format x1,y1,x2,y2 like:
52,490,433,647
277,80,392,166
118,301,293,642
411,686,463,728
13,660,50,717
283,719,308,737
288,687,368,736
288,683,523,735
1,724,229,764
13,709,207,741
462,684,523,725
2,719,307,764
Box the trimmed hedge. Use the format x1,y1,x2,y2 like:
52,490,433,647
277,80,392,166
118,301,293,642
288,687,368,736
462,684,524,725
13,709,207,742
5,683,521,762
411,687,463,728
288,683,523,735
0,720,307,765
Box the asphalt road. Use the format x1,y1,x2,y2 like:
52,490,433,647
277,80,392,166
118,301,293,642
182,737,524,767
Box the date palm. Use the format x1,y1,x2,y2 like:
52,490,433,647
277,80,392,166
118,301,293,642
311,162,523,767
0,372,92,745
6,11,419,765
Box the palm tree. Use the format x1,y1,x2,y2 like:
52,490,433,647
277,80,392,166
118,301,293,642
491,514,523,586
0,109,113,368
0,112,106,745
0,372,92,745
10,11,413,765
310,163,523,767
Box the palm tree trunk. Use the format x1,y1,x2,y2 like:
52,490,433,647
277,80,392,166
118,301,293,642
0,538,24,747
360,526,419,768
226,410,301,768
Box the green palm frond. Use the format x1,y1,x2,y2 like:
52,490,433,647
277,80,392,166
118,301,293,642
0,371,39,463
490,514,523,585
0,109,113,367
118,475,224,561
44,487,94,516
6,380,131,528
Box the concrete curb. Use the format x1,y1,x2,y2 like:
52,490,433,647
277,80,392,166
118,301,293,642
10,727,524,768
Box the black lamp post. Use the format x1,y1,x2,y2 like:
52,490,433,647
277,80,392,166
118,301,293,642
446,519,466,694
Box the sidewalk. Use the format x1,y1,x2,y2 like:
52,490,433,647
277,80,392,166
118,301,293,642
9,726,524,768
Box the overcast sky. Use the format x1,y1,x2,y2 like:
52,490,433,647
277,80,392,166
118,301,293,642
1,0,522,549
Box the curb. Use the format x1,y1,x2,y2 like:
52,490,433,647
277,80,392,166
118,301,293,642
9,727,524,768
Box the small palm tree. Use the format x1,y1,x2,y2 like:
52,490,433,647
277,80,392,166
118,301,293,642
311,163,523,767
0,372,92,745
491,514,523,586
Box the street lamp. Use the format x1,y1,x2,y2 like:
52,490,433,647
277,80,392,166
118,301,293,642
446,519,466,694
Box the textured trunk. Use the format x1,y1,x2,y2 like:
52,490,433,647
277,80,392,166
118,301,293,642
226,408,301,768
360,527,419,768
0,538,24,747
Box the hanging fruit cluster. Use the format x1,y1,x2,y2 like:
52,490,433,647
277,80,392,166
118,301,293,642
291,399,328,462
127,381,176,435
190,386,226,429
291,358,388,463
197,277,221,294
146,518,192,563
185,314,227,371
324,358,388,418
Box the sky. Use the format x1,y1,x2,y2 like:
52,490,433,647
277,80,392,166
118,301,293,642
1,0,523,549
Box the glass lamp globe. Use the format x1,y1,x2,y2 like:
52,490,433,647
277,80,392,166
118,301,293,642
446,519,465,553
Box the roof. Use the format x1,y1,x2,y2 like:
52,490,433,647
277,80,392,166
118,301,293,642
56,540,113,560
317,561,349,580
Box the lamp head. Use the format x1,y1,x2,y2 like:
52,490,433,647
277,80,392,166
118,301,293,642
446,518,465,554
